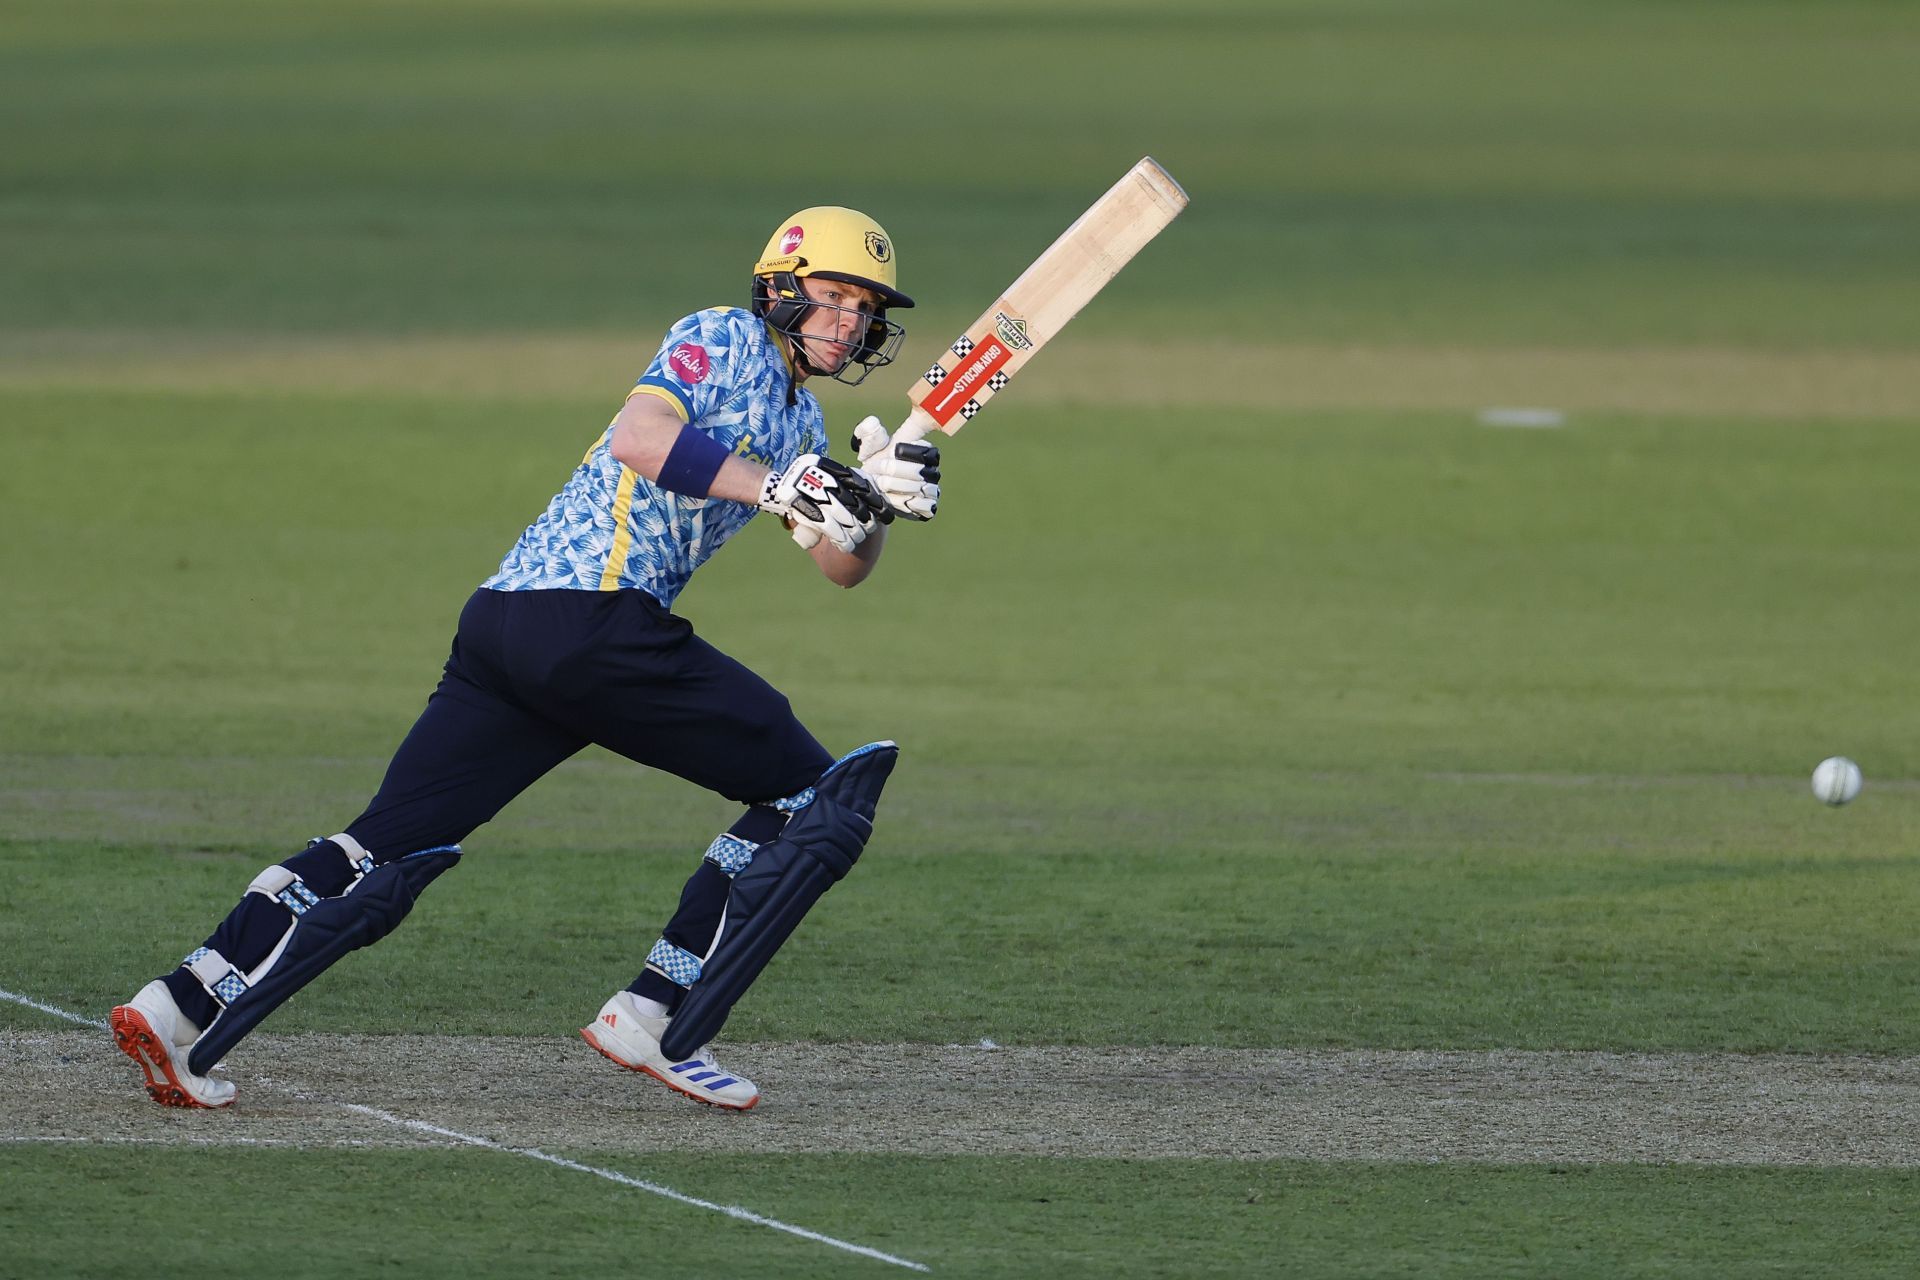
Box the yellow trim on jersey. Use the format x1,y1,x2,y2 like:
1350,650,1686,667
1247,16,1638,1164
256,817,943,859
582,423,612,466
598,465,641,591
627,383,691,422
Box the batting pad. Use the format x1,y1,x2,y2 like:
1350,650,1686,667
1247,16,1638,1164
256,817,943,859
187,847,461,1075
660,742,897,1060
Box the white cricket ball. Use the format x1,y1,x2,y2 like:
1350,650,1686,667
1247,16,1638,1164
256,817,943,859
1811,756,1863,806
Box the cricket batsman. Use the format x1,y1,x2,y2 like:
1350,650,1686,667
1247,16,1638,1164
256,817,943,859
110,207,941,1112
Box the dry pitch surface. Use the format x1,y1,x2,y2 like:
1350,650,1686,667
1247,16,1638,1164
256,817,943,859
6,1030,1918,1167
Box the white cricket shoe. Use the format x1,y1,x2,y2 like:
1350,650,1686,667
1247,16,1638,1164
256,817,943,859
580,990,760,1111
110,980,237,1109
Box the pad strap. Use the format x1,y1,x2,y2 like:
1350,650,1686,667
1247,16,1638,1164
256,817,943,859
330,832,376,876
771,785,816,814
247,866,322,917
646,938,703,988
184,946,252,1008
702,834,759,876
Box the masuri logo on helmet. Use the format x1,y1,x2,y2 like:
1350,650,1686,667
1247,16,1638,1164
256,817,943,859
752,206,912,386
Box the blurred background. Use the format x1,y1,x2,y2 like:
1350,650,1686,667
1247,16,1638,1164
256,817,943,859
9,1,1917,372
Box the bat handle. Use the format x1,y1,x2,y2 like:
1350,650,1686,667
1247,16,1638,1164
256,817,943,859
891,406,942,447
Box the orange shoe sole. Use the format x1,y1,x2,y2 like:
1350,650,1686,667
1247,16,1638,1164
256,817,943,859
578,1026,758,1111
110,1005,233,1109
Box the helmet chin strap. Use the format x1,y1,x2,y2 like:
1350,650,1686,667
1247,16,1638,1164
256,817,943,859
788,334,821,381
756,273,821,385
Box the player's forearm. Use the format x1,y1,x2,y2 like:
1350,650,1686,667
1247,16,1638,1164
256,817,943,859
610,396,769,504
707,454,773,507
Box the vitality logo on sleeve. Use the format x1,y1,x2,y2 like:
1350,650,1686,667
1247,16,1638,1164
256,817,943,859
668,344,711,384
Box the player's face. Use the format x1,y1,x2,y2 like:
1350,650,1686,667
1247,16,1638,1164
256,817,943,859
794,277,881,374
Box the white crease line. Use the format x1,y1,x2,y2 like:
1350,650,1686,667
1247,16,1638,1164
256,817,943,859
0,987,109,1031
341,1104,929,1271
1,986,931,1273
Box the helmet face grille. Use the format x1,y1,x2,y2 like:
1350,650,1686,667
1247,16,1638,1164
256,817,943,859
841,315,906,385
751,274,905,386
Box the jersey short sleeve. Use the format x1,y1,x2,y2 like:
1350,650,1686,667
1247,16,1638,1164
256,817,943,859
632,311,746,425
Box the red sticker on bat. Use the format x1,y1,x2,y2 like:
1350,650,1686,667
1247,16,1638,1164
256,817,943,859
920,337,1013,426
779,226,805,255
667,343,710,384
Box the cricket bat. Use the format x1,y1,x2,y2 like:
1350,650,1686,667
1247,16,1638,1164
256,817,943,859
891,157,1189,446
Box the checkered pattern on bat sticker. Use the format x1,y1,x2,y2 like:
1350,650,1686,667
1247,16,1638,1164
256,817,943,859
482,307,828,607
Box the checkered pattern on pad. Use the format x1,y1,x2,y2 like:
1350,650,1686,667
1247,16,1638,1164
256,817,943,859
646,938,702,988
703,833,758,876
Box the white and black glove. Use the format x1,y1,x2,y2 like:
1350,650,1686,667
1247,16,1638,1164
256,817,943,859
852,416,941,521
758,453,887,554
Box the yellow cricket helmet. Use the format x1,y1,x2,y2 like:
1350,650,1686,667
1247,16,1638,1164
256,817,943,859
751,206,912,385
753,206,914,310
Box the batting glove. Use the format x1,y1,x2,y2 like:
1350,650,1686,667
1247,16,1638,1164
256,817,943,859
851,416,941,521
759,453,887,554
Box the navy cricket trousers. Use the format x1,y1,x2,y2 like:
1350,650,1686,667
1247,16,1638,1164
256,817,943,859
342,588,833,862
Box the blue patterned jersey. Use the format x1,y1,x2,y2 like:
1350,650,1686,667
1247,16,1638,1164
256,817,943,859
482,308,827,606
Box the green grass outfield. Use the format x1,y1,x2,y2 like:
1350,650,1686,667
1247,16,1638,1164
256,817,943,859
5,1,1920,1276
6,1148,1917,1280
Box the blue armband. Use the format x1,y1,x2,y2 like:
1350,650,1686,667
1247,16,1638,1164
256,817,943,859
656,424,732,498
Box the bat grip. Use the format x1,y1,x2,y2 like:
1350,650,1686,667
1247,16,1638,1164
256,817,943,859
892,406,941,447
